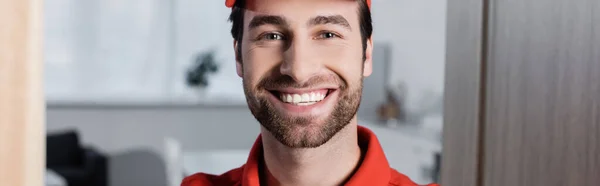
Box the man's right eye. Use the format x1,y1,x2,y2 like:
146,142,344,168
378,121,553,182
262,33,284,40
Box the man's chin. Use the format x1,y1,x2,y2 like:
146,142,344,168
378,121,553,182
259,116,345,148
274,112,329,126
271,127,335,148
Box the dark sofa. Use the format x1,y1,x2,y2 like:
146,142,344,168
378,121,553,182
46,130,108,186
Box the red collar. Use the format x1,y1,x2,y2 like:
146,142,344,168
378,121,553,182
242,125,391,186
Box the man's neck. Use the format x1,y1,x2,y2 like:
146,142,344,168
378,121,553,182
260,120,362,186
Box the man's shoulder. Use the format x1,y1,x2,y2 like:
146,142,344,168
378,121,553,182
180,165,245,186
389,168,440,186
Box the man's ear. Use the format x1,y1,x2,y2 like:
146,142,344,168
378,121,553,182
234,40,243,77
363,37,373,77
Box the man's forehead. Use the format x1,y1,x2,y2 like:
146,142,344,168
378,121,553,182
226,0,371,9
247,14,354,32
243,0,362,13
242,0,361,25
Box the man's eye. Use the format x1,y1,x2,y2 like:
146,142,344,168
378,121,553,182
317,32,338,39
262,33,284,40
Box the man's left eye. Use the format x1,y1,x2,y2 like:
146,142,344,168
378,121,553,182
317,32,338,39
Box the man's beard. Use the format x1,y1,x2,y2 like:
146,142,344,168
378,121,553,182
243,74,363,148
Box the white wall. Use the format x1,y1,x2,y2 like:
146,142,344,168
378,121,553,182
372,0,447,111
44,0,174,101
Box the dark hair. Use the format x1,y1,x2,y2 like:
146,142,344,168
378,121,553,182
228,0,373,61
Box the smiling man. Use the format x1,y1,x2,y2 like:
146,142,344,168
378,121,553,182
181,0,439,185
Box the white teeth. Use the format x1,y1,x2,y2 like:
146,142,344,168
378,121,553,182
301,93,310,102
292,94,302,103
297,102,318,106
279,91,328,105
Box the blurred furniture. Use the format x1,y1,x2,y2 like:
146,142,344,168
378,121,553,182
377,84,407,124
110,149,168,186
432,153,441,183
45,169,67,186
164,137,184,186
46,130,108,186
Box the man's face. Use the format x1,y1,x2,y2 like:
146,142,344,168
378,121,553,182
236,0,373,148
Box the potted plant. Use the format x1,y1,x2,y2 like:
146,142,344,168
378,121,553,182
185,50,220,98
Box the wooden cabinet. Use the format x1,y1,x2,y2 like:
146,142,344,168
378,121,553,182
442,0,600,185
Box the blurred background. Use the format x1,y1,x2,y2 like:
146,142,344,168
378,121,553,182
43,0,446,185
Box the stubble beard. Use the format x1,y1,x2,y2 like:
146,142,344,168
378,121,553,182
243,75,363,148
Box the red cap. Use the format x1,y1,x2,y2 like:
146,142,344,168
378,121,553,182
226,0,371,9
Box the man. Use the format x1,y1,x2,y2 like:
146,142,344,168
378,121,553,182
182,0,439,185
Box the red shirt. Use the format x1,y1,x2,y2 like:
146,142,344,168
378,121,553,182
181,126,440,186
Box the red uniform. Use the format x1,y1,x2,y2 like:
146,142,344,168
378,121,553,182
181,126,439,186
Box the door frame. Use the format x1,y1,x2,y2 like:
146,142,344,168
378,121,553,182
441,0,489,185
0,0,45,186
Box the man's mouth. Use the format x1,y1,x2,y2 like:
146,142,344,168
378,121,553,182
270,89,332,106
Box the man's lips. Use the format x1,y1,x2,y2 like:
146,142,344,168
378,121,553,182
267,88,335,105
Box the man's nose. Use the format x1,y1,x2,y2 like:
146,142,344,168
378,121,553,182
279,40,320,84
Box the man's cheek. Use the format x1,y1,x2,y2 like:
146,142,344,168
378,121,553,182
242,49,276,82
315,44,360,63
321,55,362,77
326,63,363,92
246,45,283,63
247,50,283,79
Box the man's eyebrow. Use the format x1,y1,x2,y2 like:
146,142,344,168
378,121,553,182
248,15,289,30
307,15,352,30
